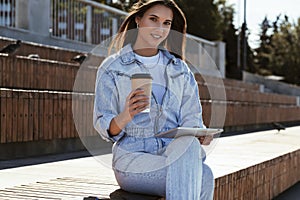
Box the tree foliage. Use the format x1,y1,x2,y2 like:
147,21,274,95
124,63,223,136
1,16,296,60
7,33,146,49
255,16,300,85
215,0,239,78
175,0,222,41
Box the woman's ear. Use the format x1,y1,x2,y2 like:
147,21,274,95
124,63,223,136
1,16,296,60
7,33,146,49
135,16,141,27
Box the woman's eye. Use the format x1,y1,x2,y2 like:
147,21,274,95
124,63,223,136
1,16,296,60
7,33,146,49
164,21,172,26
150,17,157,22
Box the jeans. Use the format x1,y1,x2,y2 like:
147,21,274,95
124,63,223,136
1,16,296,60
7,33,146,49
113,136,214,200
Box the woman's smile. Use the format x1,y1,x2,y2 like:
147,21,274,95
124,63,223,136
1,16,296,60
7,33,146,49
134,4,173,55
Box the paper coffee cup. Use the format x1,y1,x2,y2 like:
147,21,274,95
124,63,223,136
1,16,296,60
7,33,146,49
131,73,152,113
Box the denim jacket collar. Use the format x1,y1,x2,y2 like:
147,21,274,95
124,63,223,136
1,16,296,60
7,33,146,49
119,44,180,66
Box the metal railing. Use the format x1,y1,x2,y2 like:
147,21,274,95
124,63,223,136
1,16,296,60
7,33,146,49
0,0,16,27
51,0,127,44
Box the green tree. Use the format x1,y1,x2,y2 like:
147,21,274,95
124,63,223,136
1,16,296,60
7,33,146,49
215,0,239,78
254,16,273,75
255,15,300,85
270,16,300,85
175,0,222,40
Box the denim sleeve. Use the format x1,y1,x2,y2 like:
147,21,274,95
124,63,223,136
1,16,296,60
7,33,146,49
93,64,125,143
180,65,206,128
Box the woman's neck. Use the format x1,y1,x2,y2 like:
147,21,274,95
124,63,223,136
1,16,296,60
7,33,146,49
133,45,158,57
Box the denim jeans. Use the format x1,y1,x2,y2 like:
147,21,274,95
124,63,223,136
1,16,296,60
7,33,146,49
112,136,214,200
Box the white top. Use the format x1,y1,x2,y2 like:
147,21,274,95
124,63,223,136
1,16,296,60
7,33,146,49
135,51,166,105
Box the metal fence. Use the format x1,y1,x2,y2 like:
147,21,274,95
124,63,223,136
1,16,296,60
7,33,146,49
0,0,15,27
51,0,127,44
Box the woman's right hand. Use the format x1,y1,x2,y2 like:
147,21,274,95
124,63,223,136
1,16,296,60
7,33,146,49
108,89,149,136
124,88,150,120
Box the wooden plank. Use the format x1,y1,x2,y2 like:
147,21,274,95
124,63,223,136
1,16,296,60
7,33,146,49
7,57,13,87
33,60,39,89
13,184,108,196
46,62,51,90
53,63,58,91
0,56,3,86
69,94,74,138
0,192,43,200
32,92,39,141
48,92,54,140
2,57,7,86
76,94,84,137
83,95,88,137
52,93,58,139
12,91,18,142
57,93,63,139
66,94,71,138
55,63,62,91
42,62,48,89
43,92,49,140
21,58,26,88
15,57,22,88
38,92,44,140
72,93,80,137
88,95,95,136
62,93,67,138
17,91,24,142
0,90,6,143
0,190,61,199
28,92,34,141
85,95,90,137
23,92,30,142
5,90,12,143
27,58,33,89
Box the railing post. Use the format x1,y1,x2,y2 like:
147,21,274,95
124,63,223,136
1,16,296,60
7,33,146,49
86,5,92,43
215,41,226,78
112,17,118,36
15,0,29,29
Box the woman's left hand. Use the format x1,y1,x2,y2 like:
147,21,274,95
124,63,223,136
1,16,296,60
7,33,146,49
198,135,213,145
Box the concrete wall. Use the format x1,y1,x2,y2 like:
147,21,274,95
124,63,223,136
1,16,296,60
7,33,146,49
243,71,300,97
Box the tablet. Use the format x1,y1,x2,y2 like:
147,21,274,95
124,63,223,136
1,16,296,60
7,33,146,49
155,127,223,138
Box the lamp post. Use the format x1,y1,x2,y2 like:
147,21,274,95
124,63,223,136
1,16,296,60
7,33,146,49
242,0,247,72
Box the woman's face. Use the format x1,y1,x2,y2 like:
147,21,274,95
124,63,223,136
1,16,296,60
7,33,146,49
135,4,173,50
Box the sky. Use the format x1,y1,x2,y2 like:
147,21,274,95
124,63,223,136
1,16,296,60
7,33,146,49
227,0,300,48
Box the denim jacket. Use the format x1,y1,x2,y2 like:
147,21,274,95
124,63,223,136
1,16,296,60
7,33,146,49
93,44,205,144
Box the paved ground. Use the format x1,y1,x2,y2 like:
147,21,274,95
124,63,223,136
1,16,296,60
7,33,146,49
273,181,300,200
0,126,300,199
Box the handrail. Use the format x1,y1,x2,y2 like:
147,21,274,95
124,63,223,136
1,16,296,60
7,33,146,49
186,33,217,47
78,0,128,16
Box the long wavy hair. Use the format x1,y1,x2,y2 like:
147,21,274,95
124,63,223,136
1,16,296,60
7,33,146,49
108,0,187,60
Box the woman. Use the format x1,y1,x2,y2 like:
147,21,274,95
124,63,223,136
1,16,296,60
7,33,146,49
93,0,214,199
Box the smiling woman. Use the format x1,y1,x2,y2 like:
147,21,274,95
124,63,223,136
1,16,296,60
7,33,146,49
93,0,215,199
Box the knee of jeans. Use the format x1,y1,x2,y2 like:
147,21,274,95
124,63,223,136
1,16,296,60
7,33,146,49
181,136,202,157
